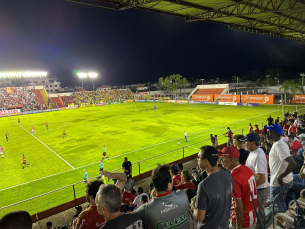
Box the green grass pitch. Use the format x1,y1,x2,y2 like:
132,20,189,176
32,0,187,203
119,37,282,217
0,102,296,216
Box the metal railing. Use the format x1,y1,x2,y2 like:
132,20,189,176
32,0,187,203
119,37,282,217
1,106,305,218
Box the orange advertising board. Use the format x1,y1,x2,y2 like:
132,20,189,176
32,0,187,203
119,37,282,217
241,95,274,104
292,95,305,104
192,94,213,102
214,95,240,102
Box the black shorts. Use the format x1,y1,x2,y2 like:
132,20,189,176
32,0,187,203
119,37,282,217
99,168,104,172
103,152,106,156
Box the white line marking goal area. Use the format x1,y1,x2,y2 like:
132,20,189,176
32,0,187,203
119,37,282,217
9,118,75,169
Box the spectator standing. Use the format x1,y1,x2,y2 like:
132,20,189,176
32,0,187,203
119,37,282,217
266,124,297,213
191,146,233,229
122,189,136,207
288,134,302,155
74,180,105,229
297,134,305,159
233,135,249,165
175,170,196,191
275,117,280,125
215,135,218,147
226,127,234,146
266,115,274,126
249,123,253,133
136,164,189,229
170,163,181,185
122,157,132,178
288,118,296,135
184,188,198,229
254,124,260,135
132,187,150,207
124,175,134,191
241,133,269,228
95,171,146,229
0,211,32,229
70,206,82,229
283,120,290,135
210,134,216,147
221,147,258,229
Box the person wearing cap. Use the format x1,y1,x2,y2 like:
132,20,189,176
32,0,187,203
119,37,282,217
171,163,181,185
266,124,297,213
221,147,258,229
190,146,233,229
233,135,249,165
288,134,302,155
123,175,134,191
297,134,305,159
240,133,269,229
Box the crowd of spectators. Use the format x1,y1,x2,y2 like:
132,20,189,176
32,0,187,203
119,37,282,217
73,89,134,104
0,88,39,111
4,111,305,229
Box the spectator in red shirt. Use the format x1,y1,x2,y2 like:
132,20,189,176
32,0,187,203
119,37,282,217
170,164,181,185
175,170,196,191
288,119,296,135
122,189,136,206
249,123,253,133
283,121,289,136
254,124,260,135
288,134,302,155
221,147,258,229
74,179,105,229
226,127,234,146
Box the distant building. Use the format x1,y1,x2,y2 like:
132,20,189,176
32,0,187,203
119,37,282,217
97,85,112,91
136,85,148,91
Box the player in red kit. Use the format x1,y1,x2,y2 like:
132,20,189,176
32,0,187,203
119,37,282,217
221,147,258,229
226,127,233,146
32,125,35,134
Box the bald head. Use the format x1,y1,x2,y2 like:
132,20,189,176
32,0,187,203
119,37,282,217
0,211,32,229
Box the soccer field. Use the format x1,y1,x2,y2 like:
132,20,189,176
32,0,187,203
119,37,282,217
0,102,293,216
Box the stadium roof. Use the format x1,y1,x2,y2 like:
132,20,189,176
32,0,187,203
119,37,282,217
66,0,305,42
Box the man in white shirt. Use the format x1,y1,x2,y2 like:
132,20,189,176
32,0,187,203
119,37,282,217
265,124,297,213
241,133,269,229
133,187,149,207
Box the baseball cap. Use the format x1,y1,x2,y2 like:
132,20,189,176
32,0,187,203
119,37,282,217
264,124,283,136
221,147,240,159
302,141,305,146
170,163,180,171
240,133,260,142
298,133,305,138
75,206,82,212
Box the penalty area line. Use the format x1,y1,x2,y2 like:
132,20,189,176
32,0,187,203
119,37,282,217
9,118,74,169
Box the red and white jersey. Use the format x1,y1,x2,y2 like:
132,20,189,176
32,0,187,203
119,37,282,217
254,127,260,135
288,125,296,135
294,119,299,127
0,147,3,153
32,126,34,130
231,165,257,228
249,126,253,133
227,130,233,141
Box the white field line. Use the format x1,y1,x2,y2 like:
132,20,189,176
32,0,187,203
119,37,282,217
0,108,279,192
9,118,74,169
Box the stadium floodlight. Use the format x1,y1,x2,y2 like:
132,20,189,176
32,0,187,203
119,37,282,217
88,72,98,91
77,72,88,90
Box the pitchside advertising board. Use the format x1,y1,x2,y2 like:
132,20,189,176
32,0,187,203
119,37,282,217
241,95,274,104
214,95,240,102
192,95,214,102
292,95,305,104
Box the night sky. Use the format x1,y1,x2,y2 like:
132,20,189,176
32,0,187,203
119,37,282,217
1,0,305,87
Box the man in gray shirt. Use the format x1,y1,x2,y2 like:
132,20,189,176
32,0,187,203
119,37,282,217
191,146,233,229
136,164,189,229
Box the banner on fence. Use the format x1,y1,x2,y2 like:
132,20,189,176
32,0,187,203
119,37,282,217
68,103,75,107
214,95,240,102
237,103,259,107
241,95,273,104
0,109,21,115
95,103,109,106
134,99,147,102
218,102,238,106
292,95,305,104
165,100,177,103
177,100,189,104
192,95,213,102
109,101,122,105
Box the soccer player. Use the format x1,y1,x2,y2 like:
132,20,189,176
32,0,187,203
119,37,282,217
99,160,104,175
83,169,88,183
18,117,20,125
102,146,109,160
184,129,188,143
63,128,66,138
226,127,233,146
5,132,9,142
249,123,253,133
31,125,35,134
22,155,31,170
46,121,49,130
0,145,4,158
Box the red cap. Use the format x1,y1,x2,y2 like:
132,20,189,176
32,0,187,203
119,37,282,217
221,147,240,159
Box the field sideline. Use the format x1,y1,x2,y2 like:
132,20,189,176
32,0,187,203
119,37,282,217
0,102,298,216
